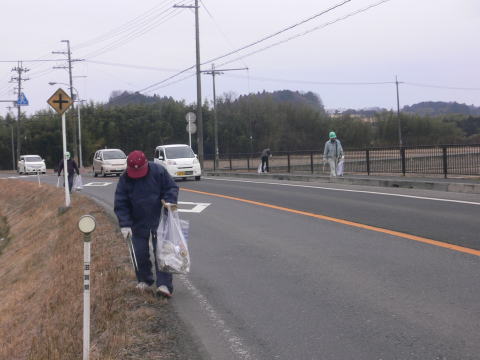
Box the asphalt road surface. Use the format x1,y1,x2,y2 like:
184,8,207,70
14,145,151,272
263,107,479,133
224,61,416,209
2,173,479,360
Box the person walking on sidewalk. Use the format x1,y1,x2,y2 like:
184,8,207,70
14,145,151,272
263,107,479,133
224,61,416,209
323,132,344,177
57,151,79,192
260,148,272,173
114,150,179,298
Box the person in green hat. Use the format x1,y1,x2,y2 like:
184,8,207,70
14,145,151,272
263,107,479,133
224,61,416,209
323,131,344,177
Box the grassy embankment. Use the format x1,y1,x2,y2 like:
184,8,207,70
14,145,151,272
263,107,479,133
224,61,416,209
0,180,194,360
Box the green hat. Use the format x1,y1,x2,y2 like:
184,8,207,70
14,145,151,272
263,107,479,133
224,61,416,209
329,131,337,139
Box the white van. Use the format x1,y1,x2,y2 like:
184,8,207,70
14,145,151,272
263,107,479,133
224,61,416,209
92,148,127,177
17,155,46,174
154,144,201,180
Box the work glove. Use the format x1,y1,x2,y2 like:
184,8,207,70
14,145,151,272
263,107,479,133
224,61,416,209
164,202,178,211
120,227,132,240
161,199,178,211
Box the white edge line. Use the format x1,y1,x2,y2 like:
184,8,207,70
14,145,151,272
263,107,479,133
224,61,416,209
204,177,480,206
179,275,256,360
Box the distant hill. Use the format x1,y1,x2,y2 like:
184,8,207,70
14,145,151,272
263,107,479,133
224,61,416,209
108,89,325,112
402,102,480,116
328,101,480,117
264,90,325,112
107,91,178,107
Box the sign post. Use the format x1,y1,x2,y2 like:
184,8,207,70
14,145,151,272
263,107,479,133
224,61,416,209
78,215,96,360
185,112,196,148
47,88,73,207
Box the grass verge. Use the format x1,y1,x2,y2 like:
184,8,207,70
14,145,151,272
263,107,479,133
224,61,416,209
0,180,201,360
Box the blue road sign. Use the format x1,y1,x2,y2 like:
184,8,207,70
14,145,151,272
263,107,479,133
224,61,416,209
17,92,29,106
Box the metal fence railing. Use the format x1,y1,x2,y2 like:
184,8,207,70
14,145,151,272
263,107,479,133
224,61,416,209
203,144,480,178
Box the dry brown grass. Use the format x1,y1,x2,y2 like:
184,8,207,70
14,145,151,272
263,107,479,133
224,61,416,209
0,180,195,360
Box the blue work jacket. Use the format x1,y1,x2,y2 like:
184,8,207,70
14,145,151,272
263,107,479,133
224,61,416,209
114,162,179,237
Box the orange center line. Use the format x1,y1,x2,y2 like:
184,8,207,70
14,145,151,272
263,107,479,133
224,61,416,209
181,187,480,257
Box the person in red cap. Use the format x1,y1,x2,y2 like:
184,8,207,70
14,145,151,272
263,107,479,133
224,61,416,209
114,150,179,297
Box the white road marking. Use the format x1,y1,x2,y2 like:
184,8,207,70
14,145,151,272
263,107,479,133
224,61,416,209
178,201,210,213
205,177,480,206
83,182,113,187
179,275,257,360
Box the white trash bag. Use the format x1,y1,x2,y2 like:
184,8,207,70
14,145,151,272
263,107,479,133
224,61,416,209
73,174,83,191
156,208,190,274
257,163,262,173
336,157,345,176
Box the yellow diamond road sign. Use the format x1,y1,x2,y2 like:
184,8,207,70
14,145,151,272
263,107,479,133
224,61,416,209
47,88,73,115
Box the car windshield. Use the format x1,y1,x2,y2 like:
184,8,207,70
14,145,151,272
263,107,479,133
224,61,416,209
25,156,42,162
103,151,126,160
165,146,195,159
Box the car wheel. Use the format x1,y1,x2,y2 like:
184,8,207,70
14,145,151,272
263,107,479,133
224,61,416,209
195,176,201,181
93,167,98,177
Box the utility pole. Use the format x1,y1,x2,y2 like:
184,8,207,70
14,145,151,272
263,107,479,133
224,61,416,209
395,75,403,146
53,40,82,164
174,0,204,167
6,107,16,170
202,64,248,169
10,61,29,164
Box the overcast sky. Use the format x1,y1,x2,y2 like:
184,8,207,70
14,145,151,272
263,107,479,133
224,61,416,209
1,0,479,116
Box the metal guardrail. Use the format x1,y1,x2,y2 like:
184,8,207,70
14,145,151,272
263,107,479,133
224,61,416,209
203,144,480,178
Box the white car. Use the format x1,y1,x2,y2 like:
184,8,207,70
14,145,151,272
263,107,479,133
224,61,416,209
17,155,46,174
92,149,127,177
154,144,201,181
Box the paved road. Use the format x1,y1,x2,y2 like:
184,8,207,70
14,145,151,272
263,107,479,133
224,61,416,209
2,173,479,360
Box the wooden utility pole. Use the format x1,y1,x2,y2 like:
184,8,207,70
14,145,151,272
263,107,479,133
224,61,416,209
202,64,248,169
10,61,29,164
396,75,403,146
174,0,204,166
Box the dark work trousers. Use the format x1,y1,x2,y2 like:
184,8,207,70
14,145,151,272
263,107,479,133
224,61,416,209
261,156,269,172
132,230,173,293
67,174,74,192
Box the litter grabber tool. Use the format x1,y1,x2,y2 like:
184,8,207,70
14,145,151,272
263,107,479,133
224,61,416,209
125,233,138,274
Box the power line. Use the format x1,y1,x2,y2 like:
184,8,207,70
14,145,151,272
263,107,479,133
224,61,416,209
80,1,194,59
199,0,249,69
217,0,393,67
204,0,352,66
403,82,480,91
85,60,181,72
223,73,394,86
138,0,361,93
74,0,177,49
82,7,186,59
0,59,73,63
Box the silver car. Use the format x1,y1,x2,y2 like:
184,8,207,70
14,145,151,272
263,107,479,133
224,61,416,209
92,149,127,177
17,155,46,174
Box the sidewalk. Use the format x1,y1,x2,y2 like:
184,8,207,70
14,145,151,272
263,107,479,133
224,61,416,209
205,171,480,194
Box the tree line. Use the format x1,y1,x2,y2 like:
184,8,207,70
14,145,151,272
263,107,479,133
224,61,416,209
0,90,479,170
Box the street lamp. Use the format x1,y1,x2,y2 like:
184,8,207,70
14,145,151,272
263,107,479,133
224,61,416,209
48,82,84,168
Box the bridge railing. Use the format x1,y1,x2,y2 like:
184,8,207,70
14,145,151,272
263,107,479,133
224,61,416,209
203,144,480,177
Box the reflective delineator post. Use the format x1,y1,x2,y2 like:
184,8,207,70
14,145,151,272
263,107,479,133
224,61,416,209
78,215,96,360
62,113,71,207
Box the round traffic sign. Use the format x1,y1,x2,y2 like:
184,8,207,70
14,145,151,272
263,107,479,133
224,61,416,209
185,112,196,123
186,123,197,134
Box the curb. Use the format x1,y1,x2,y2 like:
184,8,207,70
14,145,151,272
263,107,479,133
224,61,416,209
205,172,480,194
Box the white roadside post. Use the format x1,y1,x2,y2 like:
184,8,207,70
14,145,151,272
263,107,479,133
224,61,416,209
62,116,71,206
185,112,196,148
78,215,96,360
47,88,73,207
